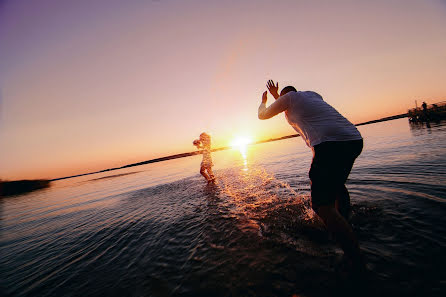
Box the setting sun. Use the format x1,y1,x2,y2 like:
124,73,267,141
230,136,252,156
230,136,252,150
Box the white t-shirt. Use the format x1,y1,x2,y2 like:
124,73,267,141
258,91,362,147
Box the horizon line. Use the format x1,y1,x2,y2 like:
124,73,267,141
49,113,408,181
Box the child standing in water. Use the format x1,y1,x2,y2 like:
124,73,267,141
193,133,215,182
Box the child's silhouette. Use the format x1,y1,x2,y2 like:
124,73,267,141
193,133,215,182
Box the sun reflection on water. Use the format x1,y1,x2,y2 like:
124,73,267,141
230,136,252,170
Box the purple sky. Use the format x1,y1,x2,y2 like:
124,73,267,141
1,0,446,179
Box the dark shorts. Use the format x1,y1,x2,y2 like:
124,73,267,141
309,139,363,209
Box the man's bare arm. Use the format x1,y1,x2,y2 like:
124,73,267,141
258,92,290,120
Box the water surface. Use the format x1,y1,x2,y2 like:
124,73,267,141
1,118,446,297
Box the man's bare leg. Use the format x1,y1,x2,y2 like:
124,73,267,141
315,204,365,271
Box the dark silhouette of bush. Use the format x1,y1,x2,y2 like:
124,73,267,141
0,179,50,197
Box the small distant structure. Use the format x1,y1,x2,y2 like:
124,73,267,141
408,100,446,123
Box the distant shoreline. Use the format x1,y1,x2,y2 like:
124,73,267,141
50,113,408,181
0,179,50,197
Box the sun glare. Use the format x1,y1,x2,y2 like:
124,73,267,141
231,136,252,150
230,136,252,160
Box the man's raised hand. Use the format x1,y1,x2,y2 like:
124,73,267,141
262,91,268,104
267,80,279,99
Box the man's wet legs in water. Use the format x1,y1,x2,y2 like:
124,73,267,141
309,139,365,272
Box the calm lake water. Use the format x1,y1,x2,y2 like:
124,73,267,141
1,118,446,297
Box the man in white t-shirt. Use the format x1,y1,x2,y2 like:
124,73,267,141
258,80,365,273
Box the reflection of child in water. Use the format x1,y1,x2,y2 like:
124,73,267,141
193,133,215,182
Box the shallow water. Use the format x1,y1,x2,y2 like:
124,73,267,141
1,118,446,297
